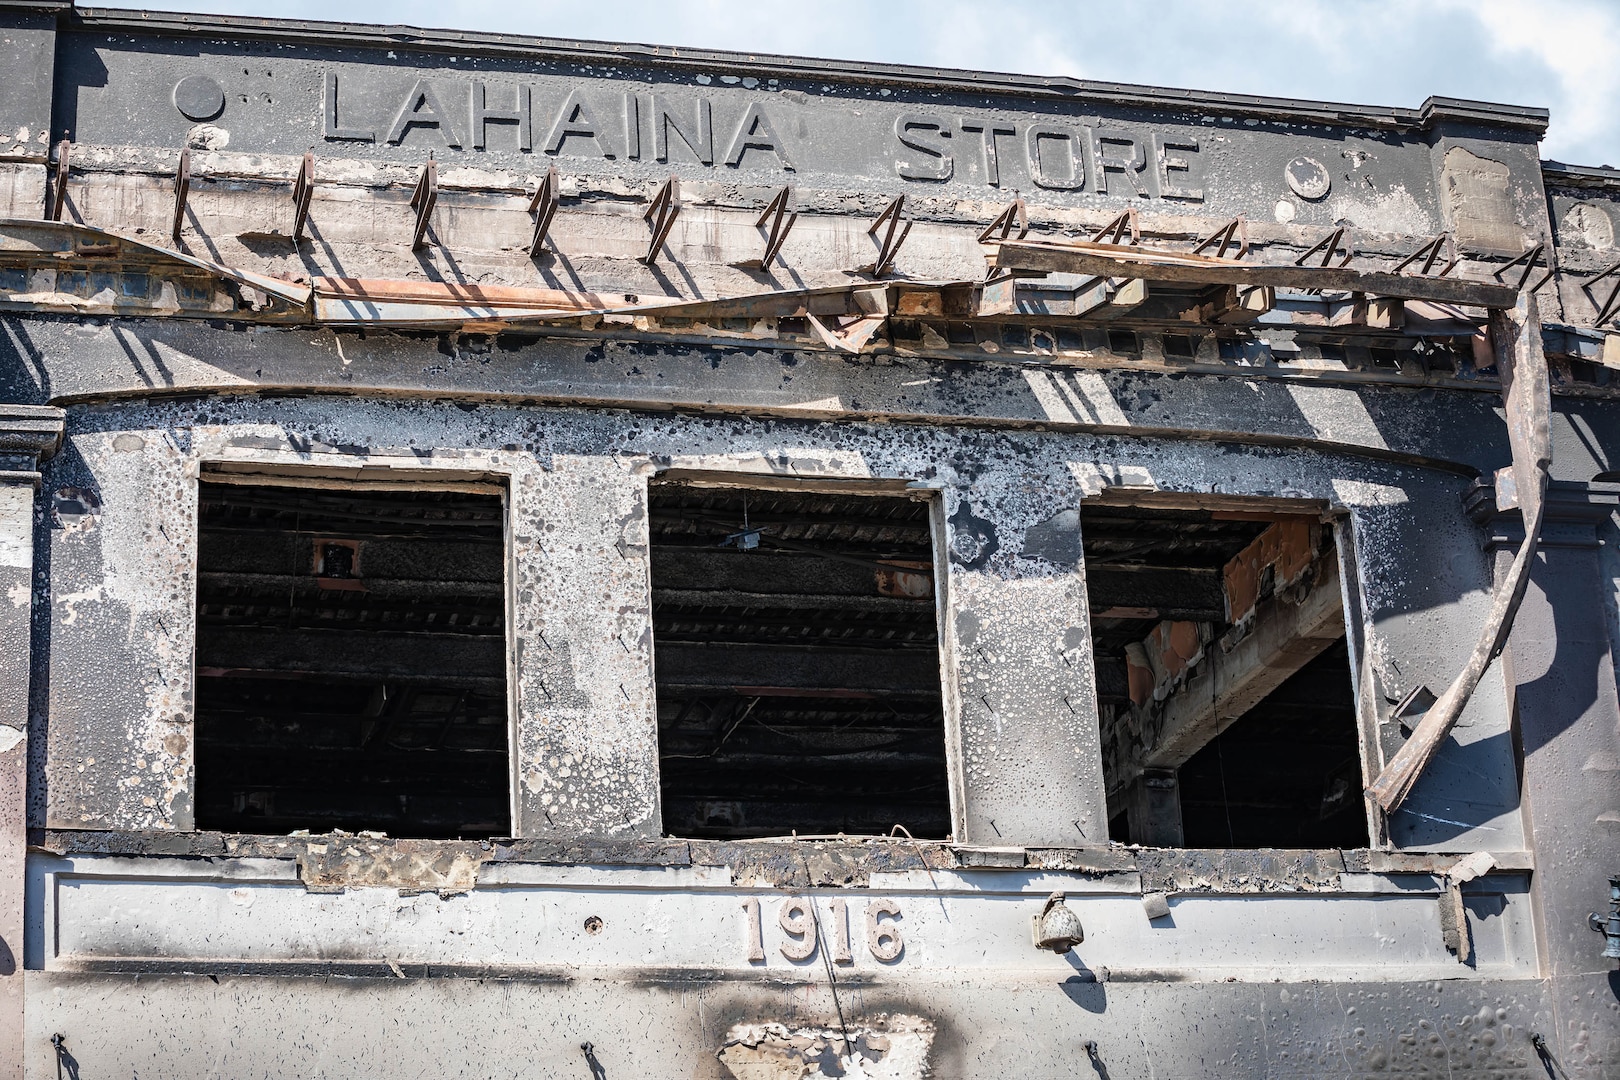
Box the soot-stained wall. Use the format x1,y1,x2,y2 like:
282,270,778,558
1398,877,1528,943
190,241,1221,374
29,394,1526,850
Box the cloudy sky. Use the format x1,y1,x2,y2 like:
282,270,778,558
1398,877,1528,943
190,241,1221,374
91,0,1619,168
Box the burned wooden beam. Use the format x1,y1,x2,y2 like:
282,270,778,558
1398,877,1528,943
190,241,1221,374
1084,564,1226,622
654,641,940,696
995,238,1521,308
1115,553,1346,793
1367,293,1552,814
196,625,506,684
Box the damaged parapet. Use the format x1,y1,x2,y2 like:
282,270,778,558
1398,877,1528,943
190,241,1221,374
4,6,1616,1076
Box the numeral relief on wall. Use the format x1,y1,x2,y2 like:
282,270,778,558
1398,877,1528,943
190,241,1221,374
741,896,905,963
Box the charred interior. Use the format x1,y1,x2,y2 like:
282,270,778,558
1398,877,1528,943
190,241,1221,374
649,481,950,839
1088,500,1366,848
193,479,511,839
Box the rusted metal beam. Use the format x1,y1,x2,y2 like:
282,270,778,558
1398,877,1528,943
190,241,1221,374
1366,293,1551,814
994,238,1520,308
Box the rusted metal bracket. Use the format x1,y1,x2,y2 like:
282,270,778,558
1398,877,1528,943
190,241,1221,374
1494,242,1548,293
410,158,438,251
867,196,912,277
1583,259,1620,326
1191,216,1247,260
755,185,798,268
1392,233,1458,278
171,146,192,243
995,238,1519,307
978,198,1028,244
292,151,315,243
1295,227,1353,269
1366,292,1551,814
1091,208,1139,246
48,140,70,223
641,176,681,265
527,164,560,257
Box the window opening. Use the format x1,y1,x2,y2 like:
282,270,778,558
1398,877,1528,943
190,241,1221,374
649,481,950,839
193,479,511,838
1085,501,1367,848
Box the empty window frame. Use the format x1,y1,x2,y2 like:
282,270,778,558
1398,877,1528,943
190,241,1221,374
1086,500,1368,849
648,480,951,839
193,477,511,839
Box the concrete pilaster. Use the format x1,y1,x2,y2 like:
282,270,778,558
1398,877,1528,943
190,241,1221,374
1491,481,1620,1062
0,405,63,1080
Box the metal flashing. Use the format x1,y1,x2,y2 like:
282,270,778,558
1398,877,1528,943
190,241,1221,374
56,5,1552,136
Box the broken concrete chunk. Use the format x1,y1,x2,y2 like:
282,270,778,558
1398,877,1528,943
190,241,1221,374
718,1015,934,1080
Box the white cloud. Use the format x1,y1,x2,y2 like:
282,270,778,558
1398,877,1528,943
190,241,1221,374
1447,0,1620,164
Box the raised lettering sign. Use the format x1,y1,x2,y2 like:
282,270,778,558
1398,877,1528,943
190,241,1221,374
317,68,1205,202
742,897,907,963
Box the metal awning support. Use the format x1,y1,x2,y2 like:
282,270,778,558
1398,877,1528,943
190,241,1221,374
410,158,438,251
1092,208,1139,246
866,196,911,276
752,185,798,269
1191,217,1247,260
1366,292,1551,813
292,152,315,243
641,176,681,266
1295,227,1353,269
48,140,70,223
1393,233,1458,278
993,237,1520,307
527,164,560,257
977,198,1028,244
1582,258,1620,327
171,146,192,243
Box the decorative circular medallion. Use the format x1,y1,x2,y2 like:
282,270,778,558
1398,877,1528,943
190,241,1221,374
1565,203,1615,250
1285,156,1331,201
172,75,225,122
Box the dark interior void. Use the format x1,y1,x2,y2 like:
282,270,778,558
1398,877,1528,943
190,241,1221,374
649,482,950,839
1177,642,1368,848
193,480,510,839
1086,501,1367,848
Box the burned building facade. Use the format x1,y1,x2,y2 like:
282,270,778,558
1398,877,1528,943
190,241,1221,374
0,2,1617,1075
